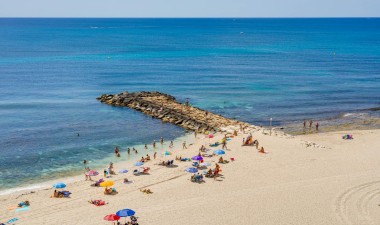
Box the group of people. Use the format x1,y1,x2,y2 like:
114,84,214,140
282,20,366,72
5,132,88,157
103,162,115,178
304,120,319,131
191,173,204,183
205,163,221,179
52,190,71,198
140,154,151,162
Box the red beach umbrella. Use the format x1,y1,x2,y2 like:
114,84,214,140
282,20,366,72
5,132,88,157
104,214,120,221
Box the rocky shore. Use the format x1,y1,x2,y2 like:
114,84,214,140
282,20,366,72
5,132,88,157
97,91,252,132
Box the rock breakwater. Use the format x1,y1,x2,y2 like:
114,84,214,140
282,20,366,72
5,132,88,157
97,91,251,133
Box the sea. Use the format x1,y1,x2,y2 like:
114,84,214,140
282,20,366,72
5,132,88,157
0,18,379,192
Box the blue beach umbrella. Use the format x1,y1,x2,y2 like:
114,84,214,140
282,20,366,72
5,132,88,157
134,162,144,166
116,208,136,217
119,169,129,173
52,182,66,189
185,167,198,173
213,150,225,155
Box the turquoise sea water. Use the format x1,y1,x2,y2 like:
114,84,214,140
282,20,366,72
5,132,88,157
0,18,379,191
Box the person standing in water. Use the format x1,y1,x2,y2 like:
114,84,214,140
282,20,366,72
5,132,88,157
309,120,313,128
114,146,119,157
160,137,164,144
169,141,173,148
153,140,156,148
144,144,148,149
316,122,319,131
127,148,131,154
303,120,306,128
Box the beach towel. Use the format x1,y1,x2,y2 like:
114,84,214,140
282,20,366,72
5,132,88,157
6,218,18,224
15,207,29,212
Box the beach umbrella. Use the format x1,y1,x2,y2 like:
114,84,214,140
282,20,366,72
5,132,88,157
162,151,171,156
119,169,129,173
213,149,225,155
134,162,144,166
185,167,198,173
85,170,99,176
116,208,136,217
104,214,120,221
192,155,203,161
100,180,114,187
200,162,211,167
52,182,66,189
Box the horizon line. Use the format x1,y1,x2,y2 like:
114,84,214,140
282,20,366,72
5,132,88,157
0,16,379,19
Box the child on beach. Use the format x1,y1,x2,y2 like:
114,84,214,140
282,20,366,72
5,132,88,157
182,141,187,149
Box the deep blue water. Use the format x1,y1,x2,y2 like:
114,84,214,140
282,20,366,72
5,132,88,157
0,18,380,190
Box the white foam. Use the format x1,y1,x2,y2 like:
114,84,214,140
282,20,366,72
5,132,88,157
0,184,46,196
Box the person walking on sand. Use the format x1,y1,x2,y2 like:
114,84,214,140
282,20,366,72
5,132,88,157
154,152,157,160
222,139,227,150
316,122,319,131
160,137,164,144
182,141,187,149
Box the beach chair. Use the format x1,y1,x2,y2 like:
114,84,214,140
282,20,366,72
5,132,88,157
62,191,72,198
94,178,104,187
133,169,140,176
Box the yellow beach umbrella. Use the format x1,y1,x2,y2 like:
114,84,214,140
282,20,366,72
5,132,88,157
99,180,114,187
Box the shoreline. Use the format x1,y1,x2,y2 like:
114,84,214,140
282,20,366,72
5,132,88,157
2,122,379,196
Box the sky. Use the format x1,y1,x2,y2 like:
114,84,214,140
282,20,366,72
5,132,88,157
0,0,380,18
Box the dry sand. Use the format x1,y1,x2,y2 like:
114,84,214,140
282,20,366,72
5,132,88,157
1,127,380,225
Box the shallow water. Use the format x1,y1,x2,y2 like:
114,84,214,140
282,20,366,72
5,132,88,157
0,18,379,190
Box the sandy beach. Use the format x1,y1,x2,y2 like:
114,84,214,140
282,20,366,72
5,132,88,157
1,127,380,225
